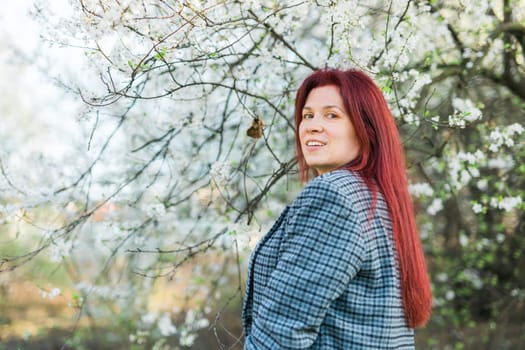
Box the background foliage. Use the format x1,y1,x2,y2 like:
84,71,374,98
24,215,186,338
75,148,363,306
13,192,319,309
1,0,524,349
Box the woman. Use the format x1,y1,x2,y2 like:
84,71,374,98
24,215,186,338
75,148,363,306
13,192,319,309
242,68,432,349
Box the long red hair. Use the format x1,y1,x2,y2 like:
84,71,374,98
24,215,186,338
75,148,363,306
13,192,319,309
294,68,432,328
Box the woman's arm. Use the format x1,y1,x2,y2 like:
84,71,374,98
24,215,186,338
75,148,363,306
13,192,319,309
245,178,366,350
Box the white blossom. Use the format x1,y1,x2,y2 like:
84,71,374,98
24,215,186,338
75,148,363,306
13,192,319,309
419,222,433,241
427,198,443,215
403,113,420,125
476,238,491,251
194,317,210,329
75,282,131,301
490,196,523,212
49,238,72,263
448,113,466,128
447,98,483,128
141,313,157,325
459,234,469,247
436,272,449,282
476,179,488,191
452,97,483,122
145,203,166,218
488,155,515,170
179,329,197,347
508,123,525,135
457,150,484,165
463,268,483,289
472,202,484,214
157,313,177,337
49,287,61,300
210,161,232,185
39,290,48,299
446,150,486,190
408,182,434,197
488,123,524,152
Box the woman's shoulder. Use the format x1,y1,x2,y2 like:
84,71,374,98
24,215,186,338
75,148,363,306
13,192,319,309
305,170,367,196
297,170,377,213
294,170,363,202
316,169,365,187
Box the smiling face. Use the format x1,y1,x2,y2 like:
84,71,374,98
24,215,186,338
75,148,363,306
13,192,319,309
299,85,361,175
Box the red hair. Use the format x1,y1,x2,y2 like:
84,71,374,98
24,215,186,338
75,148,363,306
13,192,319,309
294,68,432,328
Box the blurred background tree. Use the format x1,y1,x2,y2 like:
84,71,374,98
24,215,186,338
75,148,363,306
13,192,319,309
0,0,524,349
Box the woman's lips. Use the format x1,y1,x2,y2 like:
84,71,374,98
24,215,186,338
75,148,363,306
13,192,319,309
305,139,326,150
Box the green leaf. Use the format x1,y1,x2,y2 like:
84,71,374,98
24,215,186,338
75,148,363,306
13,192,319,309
154,48,167,60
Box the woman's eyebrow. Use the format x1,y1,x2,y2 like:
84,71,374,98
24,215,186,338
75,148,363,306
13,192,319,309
303,105,346,113
323,105,342,110
303,105,344,111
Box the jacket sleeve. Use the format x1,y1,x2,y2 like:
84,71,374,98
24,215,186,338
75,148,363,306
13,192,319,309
244,177,367,350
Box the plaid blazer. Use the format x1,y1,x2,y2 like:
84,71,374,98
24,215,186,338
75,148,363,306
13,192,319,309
242,170,415,349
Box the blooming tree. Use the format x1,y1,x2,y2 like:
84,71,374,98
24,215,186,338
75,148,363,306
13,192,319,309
1,0,524,348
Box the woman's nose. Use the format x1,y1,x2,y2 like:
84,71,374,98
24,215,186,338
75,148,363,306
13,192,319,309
305,117,323,133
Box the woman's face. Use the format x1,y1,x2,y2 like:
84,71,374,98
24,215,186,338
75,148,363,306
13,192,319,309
299,85,360,175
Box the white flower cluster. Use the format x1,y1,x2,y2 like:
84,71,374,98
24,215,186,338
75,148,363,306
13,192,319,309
472,202,484,214
179,309,210,346
398,71,432,111
408,182,434,197
157,313,177,337
145,203,166,218
49,238,72,263
436,272,448,283
173,114,205,130
447,150,485,190
210,161,231,185
221,222,252,251
455,0,494,46
324,0,368,31
487,155,515,170
39,287,61,300
75,282,131,301
489,196,523,212
453,98,483,121
459,234,469,247
448,98,483,128
448,114,464,129
458,150,485,165
134,309,210,346
463,268,483,289
476,238,491,251
488,123,524,152
382,70,431,124
426,198,444,215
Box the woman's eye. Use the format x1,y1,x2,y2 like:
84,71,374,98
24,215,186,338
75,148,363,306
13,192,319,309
303,113,314,119
326,112,338,119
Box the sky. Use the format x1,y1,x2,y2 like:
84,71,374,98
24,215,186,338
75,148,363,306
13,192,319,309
0,0,84,162
2,1,39,50
1,0,73,51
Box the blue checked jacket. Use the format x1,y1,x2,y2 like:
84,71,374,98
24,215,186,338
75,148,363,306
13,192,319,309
242,170,415,349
